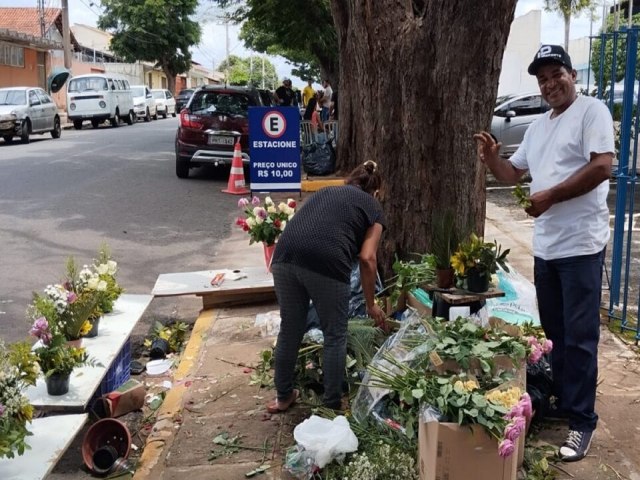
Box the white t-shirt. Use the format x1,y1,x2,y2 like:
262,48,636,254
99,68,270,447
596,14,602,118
510,95,615,260
321,86,333,107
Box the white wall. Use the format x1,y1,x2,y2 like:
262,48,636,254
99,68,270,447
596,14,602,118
103,63,144,85
498,10,542,95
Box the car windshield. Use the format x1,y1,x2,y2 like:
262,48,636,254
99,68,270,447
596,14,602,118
151,91,164,99
190,92,253,117
495,94,517,108
131,87,146,97
68,77,108,93
0,90,26,105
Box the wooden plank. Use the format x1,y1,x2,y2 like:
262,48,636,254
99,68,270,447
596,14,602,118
25,294,152,411
0,414,88,480
200,290,277,309
151,267,274,297
437,288,505,305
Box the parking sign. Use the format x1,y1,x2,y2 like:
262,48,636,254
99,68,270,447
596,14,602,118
249,107,301,192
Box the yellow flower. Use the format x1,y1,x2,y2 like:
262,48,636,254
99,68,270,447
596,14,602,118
463,380,479,391
451,252,466,275
80,320,92,336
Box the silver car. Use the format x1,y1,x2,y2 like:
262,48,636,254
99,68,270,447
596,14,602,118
491,92,549,158
0,87,61,144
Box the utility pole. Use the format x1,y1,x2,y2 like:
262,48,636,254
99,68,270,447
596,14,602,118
603,1,608,33
629,0,634,27
61,0,72,68
225,17,230,85
37,0,45,37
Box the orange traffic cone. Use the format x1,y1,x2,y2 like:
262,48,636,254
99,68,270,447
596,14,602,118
222,141,250,195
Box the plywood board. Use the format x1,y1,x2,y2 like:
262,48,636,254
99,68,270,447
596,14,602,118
0,414,87,480
151,267,274,297
25,294,152,411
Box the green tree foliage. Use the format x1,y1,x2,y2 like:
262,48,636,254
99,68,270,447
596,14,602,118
543,0,597,50
217,54,279,88
212,0,337,84
590,13,640,92
98,0,201,94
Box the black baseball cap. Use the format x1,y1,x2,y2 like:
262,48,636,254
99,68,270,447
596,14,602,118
528,45,573,75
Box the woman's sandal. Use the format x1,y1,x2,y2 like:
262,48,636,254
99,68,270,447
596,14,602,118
266,389,299,414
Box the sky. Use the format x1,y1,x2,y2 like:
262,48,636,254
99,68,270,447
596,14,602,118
2,0,613,86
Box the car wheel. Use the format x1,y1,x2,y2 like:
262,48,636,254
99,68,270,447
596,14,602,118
51,116,61,138
110,111,120,127
3,135,13,143
172,108,177,118
91,119,100,129
126,111,134,125
73,120,83,130
176,158,190,178
20,120,30,144
153,109,158,120
162,111,167,119
144,108,151,122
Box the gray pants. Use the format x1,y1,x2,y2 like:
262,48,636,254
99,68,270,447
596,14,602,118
271,263,350,409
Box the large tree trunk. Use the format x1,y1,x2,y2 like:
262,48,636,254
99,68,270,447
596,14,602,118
161,64,177,96
330,1,516,277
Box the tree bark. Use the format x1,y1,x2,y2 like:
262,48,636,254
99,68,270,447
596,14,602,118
330,0,517,276
161,64,177,96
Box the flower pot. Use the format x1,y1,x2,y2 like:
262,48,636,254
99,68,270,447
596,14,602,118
149,338,170,359
85,317,100,338
66,338,83,348
92,445,119,475
435,267,455,289
46,372,70,396
466,269,490,293
82,418,132,474
263,242,276,272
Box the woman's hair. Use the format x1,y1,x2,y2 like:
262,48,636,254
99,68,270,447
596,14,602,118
345,160,382,195
303,96,317,120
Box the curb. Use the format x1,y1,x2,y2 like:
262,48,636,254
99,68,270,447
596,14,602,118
132,308,216,479
301,177,344,191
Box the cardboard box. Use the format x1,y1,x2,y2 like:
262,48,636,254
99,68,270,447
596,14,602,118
97,379,145,418
418,421,518,480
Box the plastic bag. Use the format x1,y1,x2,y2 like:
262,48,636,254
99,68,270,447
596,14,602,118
254,310,281,337
293,415,358,468
302,142,335,176
283,445,317,479
486,264,540,325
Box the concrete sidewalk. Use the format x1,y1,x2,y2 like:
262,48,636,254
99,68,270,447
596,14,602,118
133,200,640,480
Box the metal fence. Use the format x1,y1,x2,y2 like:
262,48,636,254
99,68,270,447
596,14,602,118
589,27,640,341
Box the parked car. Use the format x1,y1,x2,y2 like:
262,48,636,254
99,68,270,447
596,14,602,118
151,89,176,118
130,85,157,122
175,85,264,178
491,92,550,158
175,88,195,112
67,73,134,129
0,87,62,143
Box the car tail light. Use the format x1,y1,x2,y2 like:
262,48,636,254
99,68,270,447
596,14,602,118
179,111,204,129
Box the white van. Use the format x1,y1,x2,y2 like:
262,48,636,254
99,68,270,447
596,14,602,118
67,73,135,129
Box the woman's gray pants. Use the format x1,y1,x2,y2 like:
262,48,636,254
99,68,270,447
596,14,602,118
271,262,350,409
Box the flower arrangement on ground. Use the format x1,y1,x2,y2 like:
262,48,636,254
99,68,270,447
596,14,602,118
235,195,296,246
91,244,124,315
29,317,101,395
0,340,38,459
27,257,101,341
450,234,510,291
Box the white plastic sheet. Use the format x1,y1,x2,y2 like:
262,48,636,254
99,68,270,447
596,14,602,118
293,415,358,468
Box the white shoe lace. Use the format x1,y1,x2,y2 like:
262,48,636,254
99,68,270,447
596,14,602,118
564,430,583,451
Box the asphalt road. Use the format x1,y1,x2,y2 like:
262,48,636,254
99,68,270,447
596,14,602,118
0,117,239,345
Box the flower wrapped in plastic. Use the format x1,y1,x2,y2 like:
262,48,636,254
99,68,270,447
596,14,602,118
0,340,38,459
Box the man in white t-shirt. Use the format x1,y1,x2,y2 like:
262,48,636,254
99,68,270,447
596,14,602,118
475,45,614,463
320,79,333,122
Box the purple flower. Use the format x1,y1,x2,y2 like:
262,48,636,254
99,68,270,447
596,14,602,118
0,403,5,417
67,291,77,304
505,402,524,420
542,339,553,354
30,316,52,346
519,393,533,419
498,439,515,458
256,208,268,220
251,196,261,206
504,416,526,442
528,346,543,364
238,198,250,208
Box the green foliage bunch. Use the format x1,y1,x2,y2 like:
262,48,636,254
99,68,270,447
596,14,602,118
144,321,189,353
92,244,124,315
0,341,38,459
450,233,510,279
430,210,465,270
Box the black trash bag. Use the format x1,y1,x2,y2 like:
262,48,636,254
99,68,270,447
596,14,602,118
526,354,554,423
302,141,335,176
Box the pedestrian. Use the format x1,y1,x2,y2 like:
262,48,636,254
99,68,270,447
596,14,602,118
274,78,297,107
319,79,332,121
302,78,315,107
266,161,387,413
303,95,324,142
474,44,614,462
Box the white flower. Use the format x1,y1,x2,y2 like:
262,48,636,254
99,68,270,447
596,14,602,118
265,196,274,205
281,220,287,231
278,202,288,213
267,205,277,214
87,276,99,290
288,213,295,221
106,260,117,275
255,215,264,225
97,280,108,291
246,217,256,228
96,263,109,275
79,267,94,283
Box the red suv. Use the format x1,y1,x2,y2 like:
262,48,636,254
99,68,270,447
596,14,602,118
175,85,264,178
